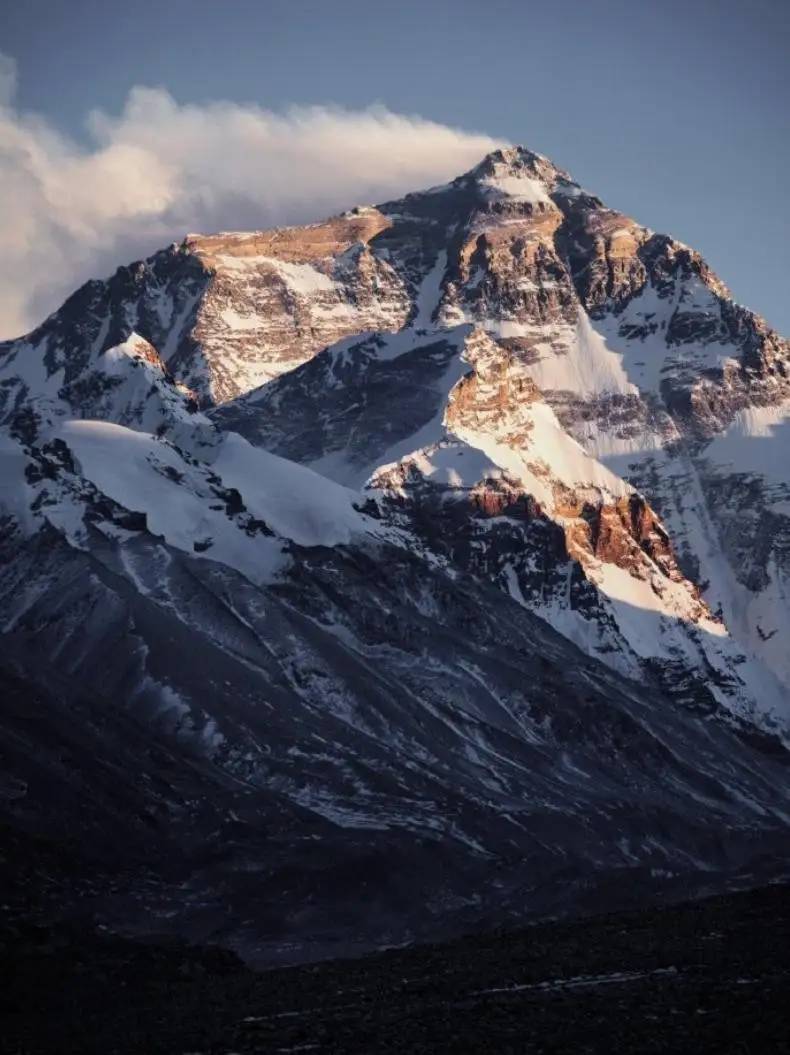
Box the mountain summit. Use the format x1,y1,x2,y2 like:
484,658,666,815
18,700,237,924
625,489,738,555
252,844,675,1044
1,146,789,961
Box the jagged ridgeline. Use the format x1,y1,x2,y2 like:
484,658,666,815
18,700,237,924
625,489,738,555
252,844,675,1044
1,146,789,964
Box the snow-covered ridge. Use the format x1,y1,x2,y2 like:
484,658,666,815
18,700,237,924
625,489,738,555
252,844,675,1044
55,419,392,583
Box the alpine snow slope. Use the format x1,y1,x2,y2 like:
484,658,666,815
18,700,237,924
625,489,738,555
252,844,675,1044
1,146,789,964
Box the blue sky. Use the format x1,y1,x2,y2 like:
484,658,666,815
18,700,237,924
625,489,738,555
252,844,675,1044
1,0,788,334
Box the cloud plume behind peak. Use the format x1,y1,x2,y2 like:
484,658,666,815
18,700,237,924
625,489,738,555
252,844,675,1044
0,56,505,339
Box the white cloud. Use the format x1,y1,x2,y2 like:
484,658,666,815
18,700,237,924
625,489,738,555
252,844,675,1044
0,55,504,339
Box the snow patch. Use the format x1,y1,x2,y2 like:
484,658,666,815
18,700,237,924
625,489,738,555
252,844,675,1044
479,174,552,205
210,431,373,548
58,420,288,584
216,254,337,294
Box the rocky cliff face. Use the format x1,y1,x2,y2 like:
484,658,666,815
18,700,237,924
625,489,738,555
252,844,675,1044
0,211,413,408
1,144,790,962
209,147,790,721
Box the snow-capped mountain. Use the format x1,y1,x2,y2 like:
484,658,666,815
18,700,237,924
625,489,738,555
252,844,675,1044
1,146,789,962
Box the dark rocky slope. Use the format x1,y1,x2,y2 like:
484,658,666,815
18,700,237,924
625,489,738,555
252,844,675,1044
3,883,789,1054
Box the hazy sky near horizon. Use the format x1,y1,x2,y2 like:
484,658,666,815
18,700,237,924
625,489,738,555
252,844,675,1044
1,0,788,337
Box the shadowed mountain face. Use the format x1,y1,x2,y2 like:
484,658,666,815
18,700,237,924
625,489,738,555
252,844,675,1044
1,146,789,963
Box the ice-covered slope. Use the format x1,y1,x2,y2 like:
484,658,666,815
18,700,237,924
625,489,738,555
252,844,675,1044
1,419,393,594
218,320,786,729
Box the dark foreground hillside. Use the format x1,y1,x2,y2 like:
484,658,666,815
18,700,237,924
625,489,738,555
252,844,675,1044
3,883,789,1054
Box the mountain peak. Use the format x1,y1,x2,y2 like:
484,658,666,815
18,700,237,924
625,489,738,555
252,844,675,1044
474,144,550,172
465,144,578,197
